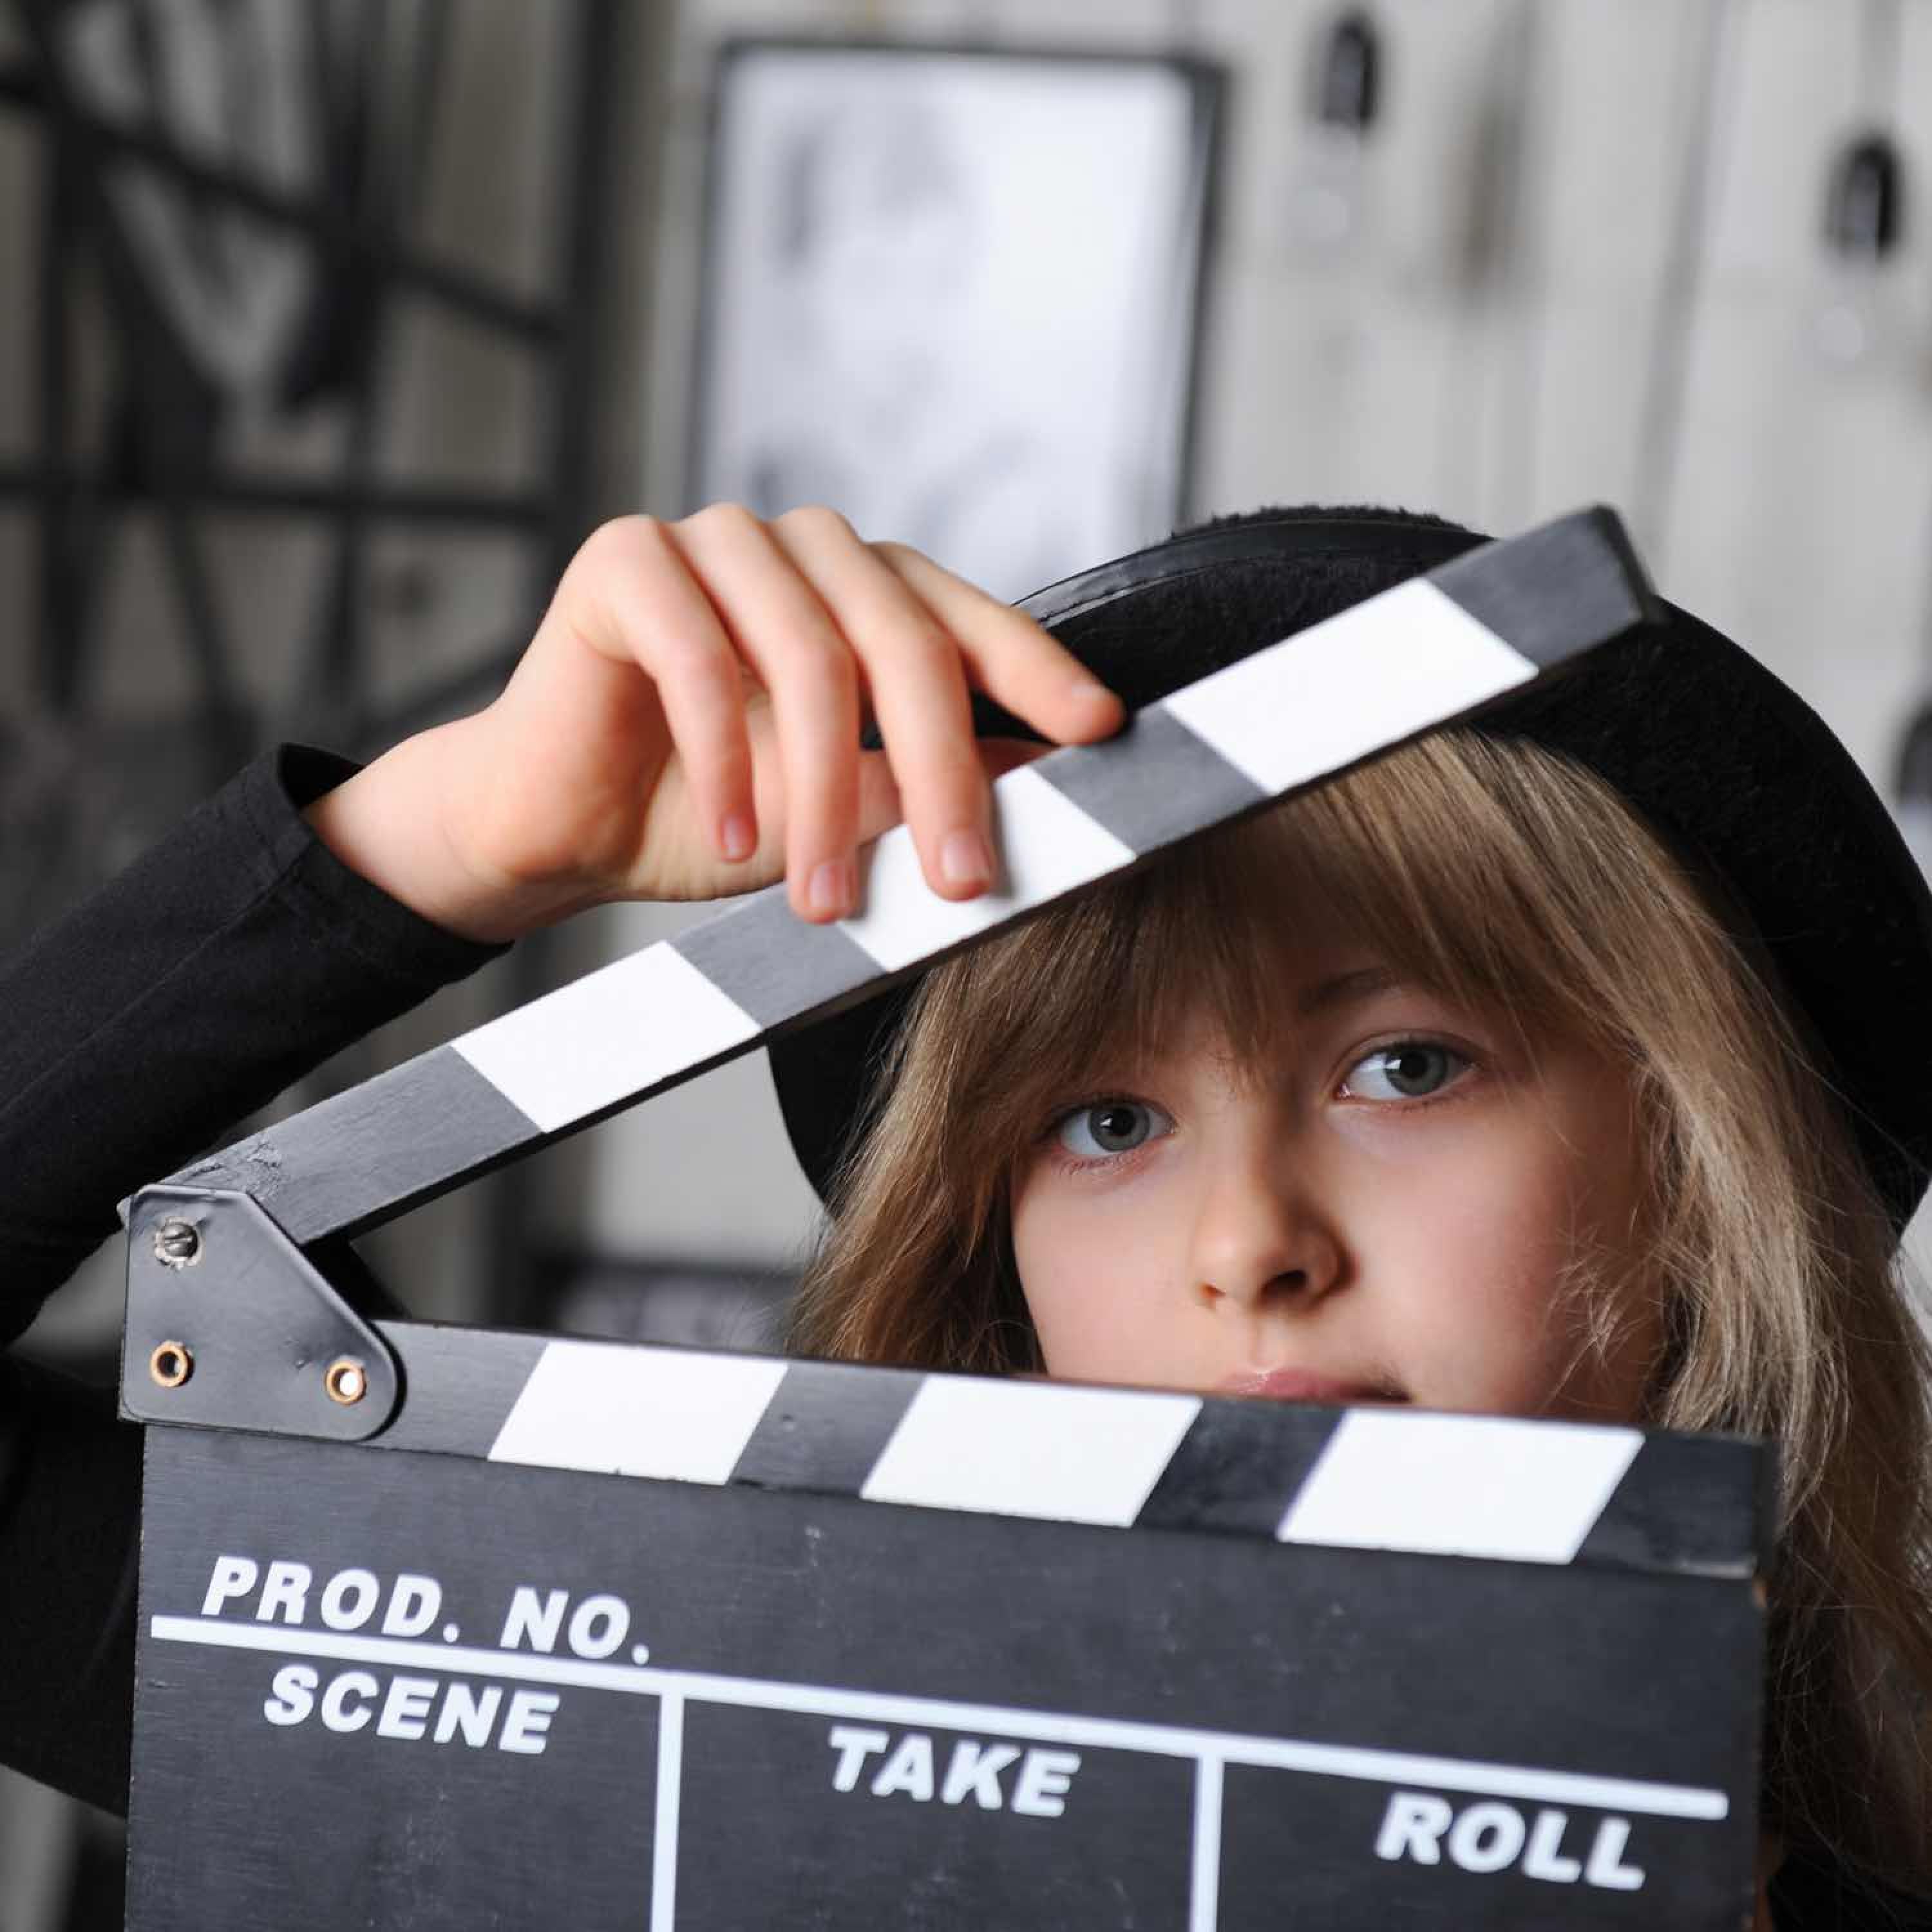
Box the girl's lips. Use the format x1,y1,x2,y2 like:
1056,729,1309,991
1216,1367,1406,1405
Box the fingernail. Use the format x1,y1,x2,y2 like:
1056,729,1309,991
808,858,855,918
720,812,755,862
940,828,994,891
1067,674,1115,708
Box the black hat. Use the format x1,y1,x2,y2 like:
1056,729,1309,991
770,507,1932,1235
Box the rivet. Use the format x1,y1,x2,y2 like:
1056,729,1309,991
153,1219,202,1268
149,1341,193,1388
324,1358,368,1406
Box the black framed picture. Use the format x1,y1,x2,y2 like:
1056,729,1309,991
691,39,1222,599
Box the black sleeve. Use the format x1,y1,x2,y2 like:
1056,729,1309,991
0,745,506,1812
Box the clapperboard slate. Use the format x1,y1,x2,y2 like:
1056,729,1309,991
118,509,1770,1929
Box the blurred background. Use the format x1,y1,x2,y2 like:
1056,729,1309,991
5,0,1932,1918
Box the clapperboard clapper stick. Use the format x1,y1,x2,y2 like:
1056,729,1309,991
118,508,1770,1931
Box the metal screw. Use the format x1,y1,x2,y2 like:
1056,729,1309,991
153,1219,202,1268
149,1341,193,1388
324,1358,368,1406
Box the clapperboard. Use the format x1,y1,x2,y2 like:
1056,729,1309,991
118,509,1768,1930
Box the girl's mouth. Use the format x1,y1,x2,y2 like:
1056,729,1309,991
1215,1367,1407,1406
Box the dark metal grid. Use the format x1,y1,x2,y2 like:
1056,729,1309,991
0,0,618,766
0,41,562,343
3,0,625,1324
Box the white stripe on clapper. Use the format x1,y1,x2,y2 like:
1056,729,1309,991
860,1378,1201,1528
650,1690,683,1932
837,764,1135,973
1162,578,1535,796
452,942,760,1136
1278,1411,1643,1565
488,1341,787,1485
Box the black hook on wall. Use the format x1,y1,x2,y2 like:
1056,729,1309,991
1825,130,1906,263
1312,8,1381,136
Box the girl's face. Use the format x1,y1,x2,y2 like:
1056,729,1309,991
1009,926,1658,1422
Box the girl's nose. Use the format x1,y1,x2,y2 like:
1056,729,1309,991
1188,1157,1343,1310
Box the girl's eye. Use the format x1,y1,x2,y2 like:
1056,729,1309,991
1341,1041,1470,1102
1054,1099,1173,1160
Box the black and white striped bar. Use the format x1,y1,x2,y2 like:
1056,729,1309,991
170,507,1653,1245
366,1327,1761,1582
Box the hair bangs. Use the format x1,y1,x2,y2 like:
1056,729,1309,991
937,729,1626,1160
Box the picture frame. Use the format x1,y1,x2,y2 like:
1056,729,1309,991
690,38,1224,600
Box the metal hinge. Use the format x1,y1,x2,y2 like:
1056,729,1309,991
121,1186,399,1440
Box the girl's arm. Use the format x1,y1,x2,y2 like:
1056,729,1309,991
0,745,507,1812
0,745,507,1341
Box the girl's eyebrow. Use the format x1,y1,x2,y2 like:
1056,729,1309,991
1295,964,1406,1017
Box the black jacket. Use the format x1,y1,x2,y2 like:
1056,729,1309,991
0,748,1924,1930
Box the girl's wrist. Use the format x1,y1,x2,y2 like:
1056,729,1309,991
302,718,598,945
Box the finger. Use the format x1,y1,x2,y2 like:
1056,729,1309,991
567,516,759,864
853,747,904,849
772,506,998,901
873,541,1124,746
850,737,1046,852
668,505,863,922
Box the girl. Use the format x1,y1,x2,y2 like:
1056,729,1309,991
2,502,1927,1929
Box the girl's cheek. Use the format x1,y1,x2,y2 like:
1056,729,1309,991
1014,1160,1188,1327
1017,1166,1170,1262
1321,1092,1512,1176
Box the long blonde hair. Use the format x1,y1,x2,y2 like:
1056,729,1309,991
790,728,1932,1888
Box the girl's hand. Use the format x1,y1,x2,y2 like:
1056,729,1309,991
305,506,1123,943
